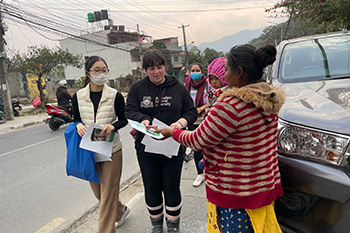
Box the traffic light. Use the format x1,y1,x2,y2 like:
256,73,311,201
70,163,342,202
87,12,95,22
94,11,101,21
101,10,108,20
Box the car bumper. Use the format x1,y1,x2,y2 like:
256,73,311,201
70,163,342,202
276,154,350,233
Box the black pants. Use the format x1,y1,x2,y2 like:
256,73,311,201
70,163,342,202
188,124,204,175
137,153,183,217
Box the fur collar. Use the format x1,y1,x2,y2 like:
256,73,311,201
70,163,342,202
218,82,285,114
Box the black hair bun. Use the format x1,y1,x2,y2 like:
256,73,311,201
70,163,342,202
255,45,277,68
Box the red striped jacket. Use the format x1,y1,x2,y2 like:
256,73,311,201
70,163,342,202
173,82,285,209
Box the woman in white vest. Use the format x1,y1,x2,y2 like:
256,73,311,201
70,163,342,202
72,56,129,233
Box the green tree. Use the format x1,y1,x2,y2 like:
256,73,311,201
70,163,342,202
203,48,225,67
8,46,83,106
185,46,225,74
187,46,205,69
267,0,350,34
48,65,66,81
150,41,173,75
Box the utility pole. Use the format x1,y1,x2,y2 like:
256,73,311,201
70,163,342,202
179,24,189,84
137,24,143,79
0,6,14,120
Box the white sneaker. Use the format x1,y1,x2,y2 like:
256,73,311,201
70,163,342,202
115,206,130,228
193,174,205,187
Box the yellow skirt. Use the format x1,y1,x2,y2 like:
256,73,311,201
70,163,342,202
206,200,282,233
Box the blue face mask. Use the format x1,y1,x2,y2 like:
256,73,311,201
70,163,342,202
190,73,202,81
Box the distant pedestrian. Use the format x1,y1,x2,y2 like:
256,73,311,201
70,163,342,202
125,49,197,233
72,56,129,233
156,44,285,233
184,62,208,187
56,80,72,114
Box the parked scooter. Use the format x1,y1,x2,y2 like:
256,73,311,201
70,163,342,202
0,109,6,124
12,99,22,117
45,104,73,131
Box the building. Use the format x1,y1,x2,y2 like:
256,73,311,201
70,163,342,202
154,37,183,79
59,25,183,88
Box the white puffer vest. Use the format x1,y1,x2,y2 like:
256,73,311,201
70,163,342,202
76,84,122,152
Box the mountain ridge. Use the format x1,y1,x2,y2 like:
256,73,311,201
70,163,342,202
195,27,265,52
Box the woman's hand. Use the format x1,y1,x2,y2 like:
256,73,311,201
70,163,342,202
154,128,173,140
141,120,151,127
197,105,207,115
170,122,182,129
101,124,115,136
76,123,87,137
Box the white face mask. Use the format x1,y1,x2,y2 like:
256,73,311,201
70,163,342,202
90,73,108,86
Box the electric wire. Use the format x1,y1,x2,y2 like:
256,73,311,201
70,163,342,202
2,9,132,52
2,2,136,50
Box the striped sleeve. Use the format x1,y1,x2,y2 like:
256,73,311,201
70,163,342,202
172,99,239,151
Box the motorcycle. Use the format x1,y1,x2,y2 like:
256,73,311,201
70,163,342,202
45,104,73,131
12,99,22,117
0,109,6,124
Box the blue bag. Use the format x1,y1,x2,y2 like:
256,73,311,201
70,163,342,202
64,123,99,184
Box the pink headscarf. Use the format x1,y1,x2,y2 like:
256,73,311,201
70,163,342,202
207,57,227,86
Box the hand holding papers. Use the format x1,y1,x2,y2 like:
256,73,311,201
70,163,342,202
140,118,180,158
128,119,164,139
79,122,117,162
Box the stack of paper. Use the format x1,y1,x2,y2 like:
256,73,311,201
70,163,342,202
79,122,116,162
128,119,180,158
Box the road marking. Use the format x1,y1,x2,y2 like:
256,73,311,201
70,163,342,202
35,217,66,233
0,136,62,158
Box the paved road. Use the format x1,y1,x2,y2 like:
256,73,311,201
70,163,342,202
0,123,139,233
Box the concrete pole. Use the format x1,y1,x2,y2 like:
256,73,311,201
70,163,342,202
137,24,144,79
0,7,14,120
179,24,189,84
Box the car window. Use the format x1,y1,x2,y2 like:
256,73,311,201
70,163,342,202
279,35,350,82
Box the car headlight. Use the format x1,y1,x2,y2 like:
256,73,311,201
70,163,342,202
278,120,350,166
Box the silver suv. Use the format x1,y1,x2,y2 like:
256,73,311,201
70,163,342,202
266,31,350,233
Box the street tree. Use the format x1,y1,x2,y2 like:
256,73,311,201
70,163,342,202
48,65,66,81
203,48,225,67
187,46,204,69
267,0,350,35
8,46,83,106
185,46,225,74
150,40,173,75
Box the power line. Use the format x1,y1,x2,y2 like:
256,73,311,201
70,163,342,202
106,5,271,13
2,9,131,52
3,2,135,50
5,0,184,46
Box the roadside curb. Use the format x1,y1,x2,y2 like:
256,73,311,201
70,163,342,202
12,119,46,130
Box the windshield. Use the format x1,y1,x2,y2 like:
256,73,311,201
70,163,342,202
278,35,350,82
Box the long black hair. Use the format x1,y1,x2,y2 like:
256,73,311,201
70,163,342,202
226,44,276,82
83,56,108,86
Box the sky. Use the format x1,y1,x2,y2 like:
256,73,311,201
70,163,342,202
2,0,285,56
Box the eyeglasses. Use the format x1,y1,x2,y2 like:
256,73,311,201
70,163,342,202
89,69,109,74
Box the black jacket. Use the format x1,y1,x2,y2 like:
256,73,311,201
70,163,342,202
125,75,197,160
56,86,72,106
